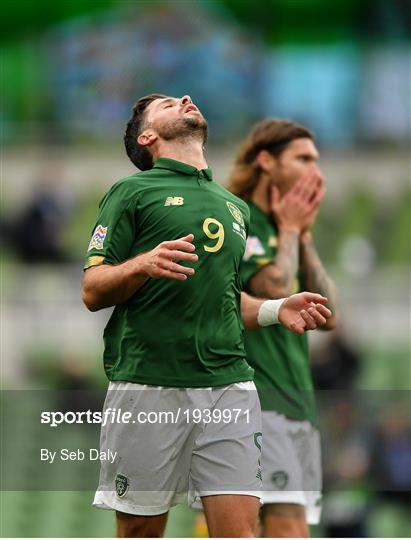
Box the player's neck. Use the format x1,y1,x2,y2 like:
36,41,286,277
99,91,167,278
155,139,208,170
251,177,271,214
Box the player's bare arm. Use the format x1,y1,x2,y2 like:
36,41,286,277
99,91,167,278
240,291,331,333
249,227,300,298
300,231,338,329
294,173,338,328
248,173,322,299
82,234,197,311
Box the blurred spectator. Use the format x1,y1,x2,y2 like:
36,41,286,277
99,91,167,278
320,399,371,537
311,326,362,391
54,355,104,418
369,404,411,506
6,168,72,263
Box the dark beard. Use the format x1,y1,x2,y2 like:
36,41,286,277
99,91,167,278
156,115,208,145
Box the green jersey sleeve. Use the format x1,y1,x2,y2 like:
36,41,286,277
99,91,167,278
84,181,138,269
240,236,273,289
239,205,275,290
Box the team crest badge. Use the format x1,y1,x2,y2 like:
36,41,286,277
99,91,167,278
115,474,129,498
271,470,288,489
226,201,244,227
88,225,108,251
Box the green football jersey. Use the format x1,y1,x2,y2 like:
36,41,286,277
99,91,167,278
240,202,316,424
84,158,254,387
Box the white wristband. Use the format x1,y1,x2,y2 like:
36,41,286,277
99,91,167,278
257,298,286,327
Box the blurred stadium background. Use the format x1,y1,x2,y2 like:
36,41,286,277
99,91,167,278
1,0,410,537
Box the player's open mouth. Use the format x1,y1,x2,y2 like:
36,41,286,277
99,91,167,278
184,104,198,113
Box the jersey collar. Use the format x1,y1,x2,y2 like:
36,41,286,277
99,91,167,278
153,158,213,181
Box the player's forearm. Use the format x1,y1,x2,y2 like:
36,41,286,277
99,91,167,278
82,257,148,311
242,291,332,334
300,232,339,324
240,292,265,329
250,228,300,299
240,293,287,330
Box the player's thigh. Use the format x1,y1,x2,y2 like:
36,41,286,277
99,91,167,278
260,411,303,495
190,381,262,495
297,424,322,491
261,503,309,538
202,494,260,537
299,426,322,525
95,383,194,514
116,510,168,538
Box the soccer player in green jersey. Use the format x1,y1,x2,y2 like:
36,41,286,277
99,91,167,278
82,95,331,538
228,119,339,537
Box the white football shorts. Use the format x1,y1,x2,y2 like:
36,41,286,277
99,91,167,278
93,380,262,516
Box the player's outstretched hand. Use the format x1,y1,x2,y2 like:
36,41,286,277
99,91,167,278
139,233,198,281
279,292,332,334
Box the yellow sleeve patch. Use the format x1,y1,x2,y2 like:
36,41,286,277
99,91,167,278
268,235,277,248
84,255,105,270
256,257,272,267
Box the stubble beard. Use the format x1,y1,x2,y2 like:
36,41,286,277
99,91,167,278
157,115,208,145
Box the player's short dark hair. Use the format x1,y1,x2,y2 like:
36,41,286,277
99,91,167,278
228,119,314,199
124,93,167,170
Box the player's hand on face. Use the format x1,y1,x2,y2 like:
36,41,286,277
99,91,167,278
139,234,198,281
271,172,324,234
278,292,332,334
299,173,325,233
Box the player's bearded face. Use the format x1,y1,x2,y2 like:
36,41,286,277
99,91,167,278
154,114,208,145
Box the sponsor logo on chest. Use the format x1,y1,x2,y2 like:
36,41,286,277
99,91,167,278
164,196,184,206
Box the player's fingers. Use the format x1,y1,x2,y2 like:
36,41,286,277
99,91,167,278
301,176,319,201
300,309,317,330
309,187,325,207
316,175,324,189
271,185,281,206
313,303,332,318
291,175,317,203
290,176,307,197
162,261,195,276
290,320,305,335
162,239,196,252
306,197,321,213
163,250,198,262
302,292,328,305
155,268,190,281
296,171,316,191
154,258,195,276
179,234,194,242
307,307,327,326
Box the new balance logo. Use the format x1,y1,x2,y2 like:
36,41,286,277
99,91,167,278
164,196,184,206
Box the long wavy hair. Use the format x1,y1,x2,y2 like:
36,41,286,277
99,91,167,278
227,119,313,200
